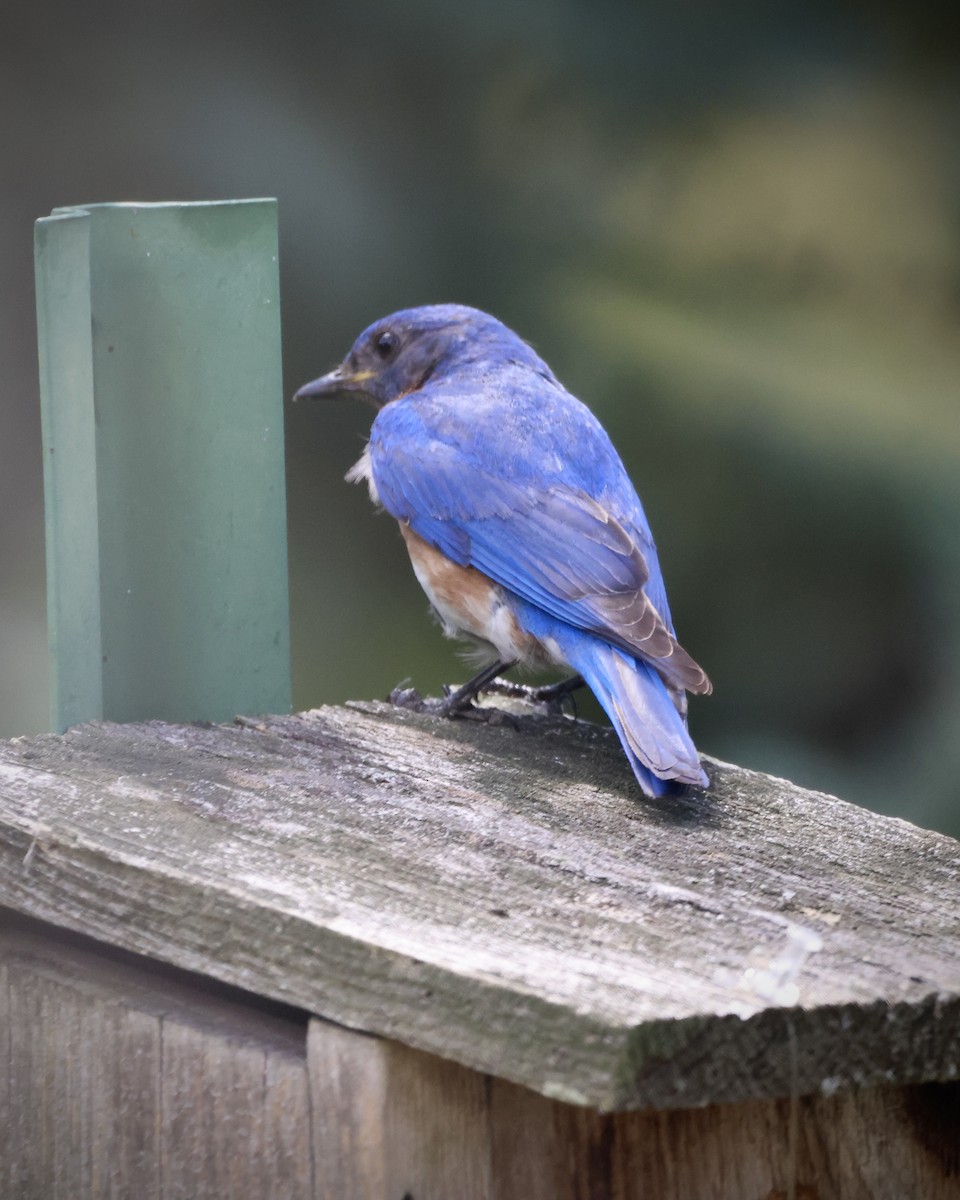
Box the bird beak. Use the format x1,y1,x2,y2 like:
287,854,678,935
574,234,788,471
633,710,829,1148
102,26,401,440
293,366,377,403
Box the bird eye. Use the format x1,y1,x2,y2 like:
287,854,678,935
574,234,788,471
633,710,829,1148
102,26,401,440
375,330,398,360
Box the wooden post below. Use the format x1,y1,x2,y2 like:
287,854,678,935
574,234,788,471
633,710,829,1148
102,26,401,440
1,702,959,1197
3,912,957,1200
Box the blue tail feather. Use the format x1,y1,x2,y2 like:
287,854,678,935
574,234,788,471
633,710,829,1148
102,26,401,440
517,605,708,797
566,635,707,796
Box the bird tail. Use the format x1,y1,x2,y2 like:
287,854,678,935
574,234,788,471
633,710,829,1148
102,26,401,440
553,628,709,797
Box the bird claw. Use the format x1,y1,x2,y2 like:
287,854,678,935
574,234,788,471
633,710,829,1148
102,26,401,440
388,660,579,731
387,684,470,717
387,682,520,729
453,703,521,730
387,685,446,715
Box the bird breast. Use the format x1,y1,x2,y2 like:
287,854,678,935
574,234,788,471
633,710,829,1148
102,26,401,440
398,523,559,668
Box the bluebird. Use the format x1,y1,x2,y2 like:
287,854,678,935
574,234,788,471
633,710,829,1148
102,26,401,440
295,305,711,796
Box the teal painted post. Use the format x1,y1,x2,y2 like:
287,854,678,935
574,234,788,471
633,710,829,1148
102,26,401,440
35,200,291,731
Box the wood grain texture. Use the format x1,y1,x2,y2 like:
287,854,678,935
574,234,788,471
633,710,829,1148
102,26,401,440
309,1021,389,1199
307,1020,960,1200
0,914,312,1200
307,1024,507,1200
1,701,958,1110
3,913,958,1199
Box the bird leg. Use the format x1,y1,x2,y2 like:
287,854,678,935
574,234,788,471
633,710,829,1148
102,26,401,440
478,673,586,716
388,659,517,720
438,658,518,715
389,663,586,723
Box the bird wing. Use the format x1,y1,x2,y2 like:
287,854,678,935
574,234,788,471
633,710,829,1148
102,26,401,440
368,400,711,695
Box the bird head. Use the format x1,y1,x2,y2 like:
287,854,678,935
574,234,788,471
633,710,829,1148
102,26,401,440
294,304,551,408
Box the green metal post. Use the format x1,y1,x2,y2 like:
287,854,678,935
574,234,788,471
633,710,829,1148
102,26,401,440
35,200,291,731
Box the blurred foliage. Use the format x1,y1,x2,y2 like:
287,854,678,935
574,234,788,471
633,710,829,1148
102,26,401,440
2,0,959,833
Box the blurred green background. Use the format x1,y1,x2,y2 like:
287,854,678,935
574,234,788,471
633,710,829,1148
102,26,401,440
2,0,958,834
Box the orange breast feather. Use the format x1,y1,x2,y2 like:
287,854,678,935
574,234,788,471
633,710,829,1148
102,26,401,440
398,523,547,663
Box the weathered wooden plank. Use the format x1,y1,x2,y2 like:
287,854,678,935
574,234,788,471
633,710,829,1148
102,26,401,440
0,913,313,1200
610,1083,960,1200
3,913,958,1199
159,1016,312,1199
0,701,958,1111
380,1037,494,1199
308,1020,494,1199
308,1022,389,1199
2,933,164,1199
306,1016,960,1199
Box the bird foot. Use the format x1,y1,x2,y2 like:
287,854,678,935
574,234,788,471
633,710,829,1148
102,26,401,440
387,685,446,716
478,674,585,717
387,683,520,729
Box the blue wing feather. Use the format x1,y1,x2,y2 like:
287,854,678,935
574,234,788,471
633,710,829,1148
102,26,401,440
367,374,710,694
